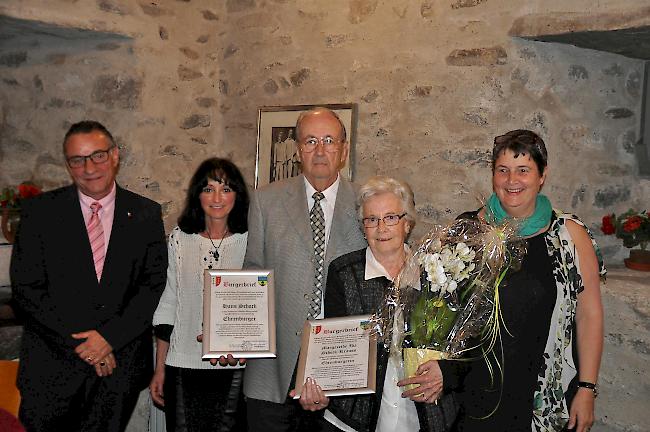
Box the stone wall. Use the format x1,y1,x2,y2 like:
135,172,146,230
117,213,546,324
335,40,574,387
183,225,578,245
0,0,228,231
218,0,649,261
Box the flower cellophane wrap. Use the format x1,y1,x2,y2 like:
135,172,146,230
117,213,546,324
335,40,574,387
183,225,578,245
376,217,527,390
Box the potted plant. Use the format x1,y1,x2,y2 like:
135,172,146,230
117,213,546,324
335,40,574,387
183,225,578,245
601,209,650,271
0,182,41,243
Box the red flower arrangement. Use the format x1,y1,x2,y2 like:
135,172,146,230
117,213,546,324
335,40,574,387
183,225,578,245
0,182,41,209
601,209,650,250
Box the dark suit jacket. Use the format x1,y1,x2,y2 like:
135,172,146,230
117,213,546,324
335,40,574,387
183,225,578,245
11,184,167,394
325,249,459,432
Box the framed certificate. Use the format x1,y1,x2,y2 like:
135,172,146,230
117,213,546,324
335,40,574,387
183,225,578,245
294,315,377,398
202,269,276,359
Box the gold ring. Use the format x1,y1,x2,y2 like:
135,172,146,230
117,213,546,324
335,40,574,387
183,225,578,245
100,361,106,366
86,357,93,362
314,401,320,405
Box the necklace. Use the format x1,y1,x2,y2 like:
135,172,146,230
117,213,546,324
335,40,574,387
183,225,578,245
206,226,229,262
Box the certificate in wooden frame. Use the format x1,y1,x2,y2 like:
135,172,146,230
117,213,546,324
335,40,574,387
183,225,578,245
294,315,377,398
255,103,356,188
202,269,276,359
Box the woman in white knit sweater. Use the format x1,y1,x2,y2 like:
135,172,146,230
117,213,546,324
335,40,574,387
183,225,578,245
150,158,249,432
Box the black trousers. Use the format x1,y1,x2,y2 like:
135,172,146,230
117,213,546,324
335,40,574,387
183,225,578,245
19,367,140,432
246,397,339,432
163,365,245,432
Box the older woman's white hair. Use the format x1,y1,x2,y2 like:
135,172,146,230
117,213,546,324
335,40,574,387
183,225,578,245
357,175,416,230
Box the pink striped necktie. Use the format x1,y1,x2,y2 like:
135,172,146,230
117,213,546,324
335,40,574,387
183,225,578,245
87,201,106,281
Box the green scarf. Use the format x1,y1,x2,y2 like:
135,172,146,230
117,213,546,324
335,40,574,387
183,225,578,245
486,193,552,236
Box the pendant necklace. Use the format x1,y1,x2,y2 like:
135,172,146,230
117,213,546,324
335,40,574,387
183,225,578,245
207,226,229,262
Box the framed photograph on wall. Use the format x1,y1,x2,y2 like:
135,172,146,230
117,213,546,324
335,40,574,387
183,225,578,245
255,103,356,188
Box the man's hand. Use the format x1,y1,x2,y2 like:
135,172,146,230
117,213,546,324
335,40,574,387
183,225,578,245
289,377,329,411
93,353,117,377
72,330,113,366
397,360,443,404
196,334,246,367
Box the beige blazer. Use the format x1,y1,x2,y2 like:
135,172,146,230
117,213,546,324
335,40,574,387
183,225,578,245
243,175,367,403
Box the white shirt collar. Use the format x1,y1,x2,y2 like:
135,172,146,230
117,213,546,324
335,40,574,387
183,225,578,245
364,244,411,282
304,175,340,204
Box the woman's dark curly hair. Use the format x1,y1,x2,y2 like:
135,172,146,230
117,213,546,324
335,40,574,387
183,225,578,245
492,129,548,175
178,158,249,234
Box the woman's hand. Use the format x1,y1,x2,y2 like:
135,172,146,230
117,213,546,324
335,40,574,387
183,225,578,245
94,352,116,377
149,367,165,406
397,359,443,404
196,334,246,366
567,388,595,432
289,377,329,411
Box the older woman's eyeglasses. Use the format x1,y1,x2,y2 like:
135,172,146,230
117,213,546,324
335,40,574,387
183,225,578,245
362,213,407,228
300,136,343,153
67,146,115,168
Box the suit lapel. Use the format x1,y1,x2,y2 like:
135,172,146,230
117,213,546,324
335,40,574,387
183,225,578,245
100,186,129,290
281,176,312,251
325,179,358,264
55,186,99,290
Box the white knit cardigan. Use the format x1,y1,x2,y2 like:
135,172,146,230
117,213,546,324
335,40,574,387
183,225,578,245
153,226,248,369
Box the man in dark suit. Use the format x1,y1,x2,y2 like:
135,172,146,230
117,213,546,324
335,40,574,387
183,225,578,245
243,107,367,431
11,120,167,432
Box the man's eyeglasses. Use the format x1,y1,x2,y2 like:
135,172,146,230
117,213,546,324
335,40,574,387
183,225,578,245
362,213,407,228
66,146,115,168
300,136,343,153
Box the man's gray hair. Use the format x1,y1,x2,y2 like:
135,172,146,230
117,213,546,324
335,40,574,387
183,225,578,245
357,175,416,229
295,107,347,142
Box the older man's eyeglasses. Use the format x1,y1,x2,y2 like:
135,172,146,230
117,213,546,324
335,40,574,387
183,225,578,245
300,136,343,153
362,213,407,228
66,146,115,168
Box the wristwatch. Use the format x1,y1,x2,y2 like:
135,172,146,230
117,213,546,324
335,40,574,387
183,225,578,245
577,381,598,398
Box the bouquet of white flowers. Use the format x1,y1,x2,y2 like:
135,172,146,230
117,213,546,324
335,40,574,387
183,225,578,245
377,216,527,388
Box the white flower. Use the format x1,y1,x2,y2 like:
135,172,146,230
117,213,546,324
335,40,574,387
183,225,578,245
420,242,477,295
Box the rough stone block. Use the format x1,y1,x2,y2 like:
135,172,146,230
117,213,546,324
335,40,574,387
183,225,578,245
98,0,126,15
326,34,349,48
0,52,27,68
180,47,200,60
263,79,279,94
219,80,229,94
421,1,435,18
180,114,210,129
446,46,507,66
463,112,488,126
202,10,219,21
91,75,142,109
32,75,43,92
408,85,433,97
290,68,310,87
451,0,487,9
224,44,239,59
361,90,378,103
227,0,255,13
178,65,203,81
626,70,641,98
349,0,378,24
140,3,165,17
605,108,634,119
593,185,631,208
568,65,589,80
195,97,217,107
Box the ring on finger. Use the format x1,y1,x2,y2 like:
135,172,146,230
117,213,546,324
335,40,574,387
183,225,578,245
86,357,93,362
314,401,320,405
100,361,106,366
